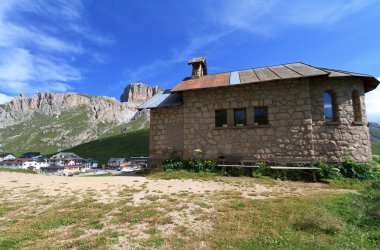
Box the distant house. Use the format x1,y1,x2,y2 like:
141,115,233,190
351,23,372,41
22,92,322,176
45,152,92,175
49,152,83,167
21,160,49,171
0,158,28,169
140,57,379,166
107,158,126,168
0,153,16,162
83,158,99,168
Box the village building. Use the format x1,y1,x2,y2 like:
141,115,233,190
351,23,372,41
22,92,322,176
0,158,28,169
83,158,99,168
107,158,126,168
46,152,88,175
42,165,87,176
21,159,49,171
0,153,16,162
140,58,379,166
49,152,84,167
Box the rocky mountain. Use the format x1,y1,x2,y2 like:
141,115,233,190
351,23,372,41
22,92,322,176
120,82,161,105
0,83,157,155
369,122,380,142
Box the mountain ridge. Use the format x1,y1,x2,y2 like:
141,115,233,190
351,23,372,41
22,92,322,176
0,83,157,155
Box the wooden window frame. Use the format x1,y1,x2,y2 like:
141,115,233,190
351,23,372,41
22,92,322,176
253,106,269,125
234,108,247,126
323,90,339,123
215,109,228,128
351,90,362,123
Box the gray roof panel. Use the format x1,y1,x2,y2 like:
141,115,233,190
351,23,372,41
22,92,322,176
269,65,302,79
230,71,241,85
285,63,329,77
138,90,183,110
253,67,279,81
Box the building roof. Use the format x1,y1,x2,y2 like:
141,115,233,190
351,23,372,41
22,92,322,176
50,152,82,160
138,90,183,110
171,62,379,93
108,158,126,162
0,153,15,158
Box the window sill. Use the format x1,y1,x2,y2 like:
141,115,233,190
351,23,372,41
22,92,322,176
214,125,270,130
324,121,340,126
352,121,364,126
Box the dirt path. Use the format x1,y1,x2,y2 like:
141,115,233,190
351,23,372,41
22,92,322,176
0,172,348,204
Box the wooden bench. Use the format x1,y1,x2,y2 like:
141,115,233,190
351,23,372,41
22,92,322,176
217,157,320,181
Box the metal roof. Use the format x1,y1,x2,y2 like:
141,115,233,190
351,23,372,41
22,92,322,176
138,90,183,110
171,62,379,93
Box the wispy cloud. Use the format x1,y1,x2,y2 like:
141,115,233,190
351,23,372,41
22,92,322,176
365,77,380,123
0,93,13,104
123,0,376,85
0,0,112,96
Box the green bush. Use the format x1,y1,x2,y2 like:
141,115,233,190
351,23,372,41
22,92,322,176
161,157,185,172
161,157,217,173
161,156,380,181
372,155,380,164
252,162,271,177
187,159,217,173
317,162,342,179
337,158,380,180
316,158,380,181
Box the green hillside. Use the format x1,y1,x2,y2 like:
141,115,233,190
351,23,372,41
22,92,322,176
64,129,149,164
372,142,380,156
369,123,380,156
0,105,147,156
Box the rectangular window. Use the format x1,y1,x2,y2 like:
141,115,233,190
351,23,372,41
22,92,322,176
234,108,247,126
254,107,269,125
215,110,227,127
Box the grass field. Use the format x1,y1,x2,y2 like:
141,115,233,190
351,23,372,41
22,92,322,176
0,172,379,249
64,129,149,164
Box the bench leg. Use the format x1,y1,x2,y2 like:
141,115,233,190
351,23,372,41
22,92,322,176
312,171,316,182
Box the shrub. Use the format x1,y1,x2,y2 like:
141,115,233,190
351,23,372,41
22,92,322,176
373,155,380,164
252,162,271,177
317,162,342,179
337,158,379,180
161,157,217,173
161,157,185,172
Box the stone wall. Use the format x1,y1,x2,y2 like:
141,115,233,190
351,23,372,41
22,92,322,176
310,78,371,162
180,79,314,162
149,77,372,165
150,107,184,166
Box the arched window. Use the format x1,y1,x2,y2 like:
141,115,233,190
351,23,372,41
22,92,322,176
352,90,362,122
324,91,337,122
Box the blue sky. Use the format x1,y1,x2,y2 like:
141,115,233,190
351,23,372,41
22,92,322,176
0,0,379,122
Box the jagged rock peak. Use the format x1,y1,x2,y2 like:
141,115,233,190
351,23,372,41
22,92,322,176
0,92,137,129
120,82,162,105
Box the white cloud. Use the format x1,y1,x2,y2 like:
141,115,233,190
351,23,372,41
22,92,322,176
0,48,80,94
0,0,111,96
365,77,380,123
0,93,13,104
123,0,376,83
